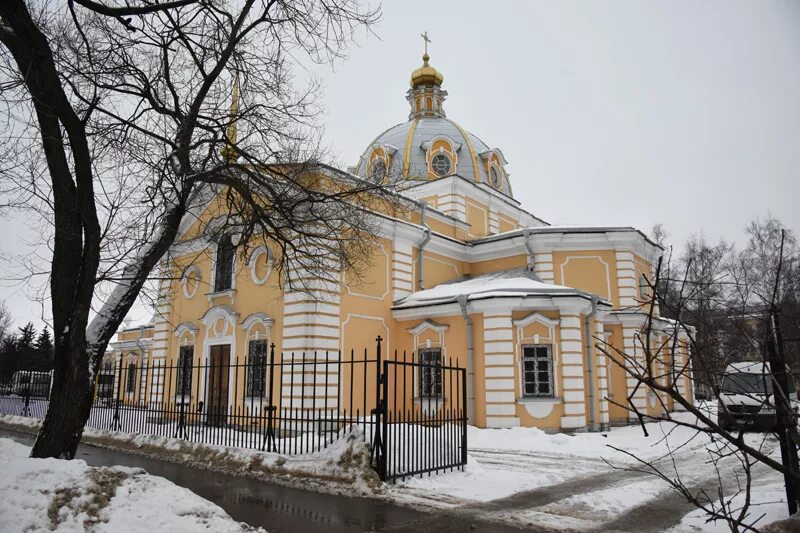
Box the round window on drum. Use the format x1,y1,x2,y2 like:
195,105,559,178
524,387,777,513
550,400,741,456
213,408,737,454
431,153,451,177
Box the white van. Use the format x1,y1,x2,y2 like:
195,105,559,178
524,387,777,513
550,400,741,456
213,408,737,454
718,361,798,431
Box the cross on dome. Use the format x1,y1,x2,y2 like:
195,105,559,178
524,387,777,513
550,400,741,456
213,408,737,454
421,31,431,55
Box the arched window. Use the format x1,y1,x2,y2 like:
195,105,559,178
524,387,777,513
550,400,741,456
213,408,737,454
214,235,235,292
126,363,137,393
490,165,502,189
431,153,452,176
370,157,387,182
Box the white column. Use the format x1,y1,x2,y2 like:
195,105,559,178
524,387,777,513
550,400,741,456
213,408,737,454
281,261,341,413
594,319,610,425
438,193,467,222
616,251,638,309
488,209,500,235
149,272,171,404
534,252,555,284
559,313,587,430
483,313,519,428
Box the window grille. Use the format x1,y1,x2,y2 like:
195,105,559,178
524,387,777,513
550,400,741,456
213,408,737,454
418,347,443,398
522,345,554,397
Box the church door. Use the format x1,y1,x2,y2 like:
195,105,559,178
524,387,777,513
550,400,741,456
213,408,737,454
207,344,230,427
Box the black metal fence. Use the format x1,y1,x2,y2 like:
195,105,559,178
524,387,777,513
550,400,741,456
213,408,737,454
0,338,467,481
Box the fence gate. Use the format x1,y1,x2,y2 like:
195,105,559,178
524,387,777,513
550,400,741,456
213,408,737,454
373,337,468,482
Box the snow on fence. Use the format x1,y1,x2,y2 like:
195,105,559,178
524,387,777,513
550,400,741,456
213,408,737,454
0,339,467,481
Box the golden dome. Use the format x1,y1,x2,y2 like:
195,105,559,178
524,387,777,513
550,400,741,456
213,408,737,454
410,53,443,88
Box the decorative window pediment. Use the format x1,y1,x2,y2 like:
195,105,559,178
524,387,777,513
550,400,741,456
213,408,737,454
201,305,238,339
512,312,558,329
241,312,273,339
407,320,449,336
421,136,462,152
174,322,199,343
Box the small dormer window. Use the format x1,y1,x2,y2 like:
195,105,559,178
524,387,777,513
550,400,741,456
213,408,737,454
490,166,502,189
370,158,386,182
431,153,451,176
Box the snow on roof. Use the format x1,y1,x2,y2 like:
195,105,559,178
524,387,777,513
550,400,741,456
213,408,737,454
393,267,600,309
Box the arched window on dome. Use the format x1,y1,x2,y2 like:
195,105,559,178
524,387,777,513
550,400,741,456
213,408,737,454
431,153,451,176
370,157,387,183
425,139,458,179
489,164,504,191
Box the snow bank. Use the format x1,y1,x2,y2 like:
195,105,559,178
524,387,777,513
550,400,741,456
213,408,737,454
467,410,713,462
676,481,789,532
0,413,382,497
0,438,263,532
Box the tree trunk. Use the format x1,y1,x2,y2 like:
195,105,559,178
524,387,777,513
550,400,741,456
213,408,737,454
31,337,95,458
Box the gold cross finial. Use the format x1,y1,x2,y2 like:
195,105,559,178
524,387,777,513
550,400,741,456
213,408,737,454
421,31,431,56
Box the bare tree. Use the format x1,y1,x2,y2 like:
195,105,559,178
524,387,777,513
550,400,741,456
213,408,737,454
0,301,10,343
0,0,396,458
600,217,800,531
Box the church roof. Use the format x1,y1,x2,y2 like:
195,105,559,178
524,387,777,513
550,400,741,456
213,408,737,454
393,268,606,310
356,117,503,186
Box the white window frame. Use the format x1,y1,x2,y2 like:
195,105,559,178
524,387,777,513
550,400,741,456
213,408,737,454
521,344,555,398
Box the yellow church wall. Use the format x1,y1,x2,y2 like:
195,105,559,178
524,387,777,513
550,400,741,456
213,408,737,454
467,254,527,276
465,198,489,237
416,249,464,289
116,327,154,343
553,250,619,307
498,214,517,234
388,315,471,418
162,244,287,410
471,313,487,428
407,208,458,239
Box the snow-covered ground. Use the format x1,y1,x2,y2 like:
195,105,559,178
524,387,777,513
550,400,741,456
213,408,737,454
0,404,793,532
0,437,264,532
389,407,791,532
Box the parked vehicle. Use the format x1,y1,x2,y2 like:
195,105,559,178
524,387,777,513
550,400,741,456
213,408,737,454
10,370,52,398
718,361,798,431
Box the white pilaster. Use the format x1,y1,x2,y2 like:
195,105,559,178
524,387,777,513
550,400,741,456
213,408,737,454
560,313,587,430
483,313,519,428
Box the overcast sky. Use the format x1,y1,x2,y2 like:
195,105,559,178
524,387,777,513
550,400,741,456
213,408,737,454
1,0,799,330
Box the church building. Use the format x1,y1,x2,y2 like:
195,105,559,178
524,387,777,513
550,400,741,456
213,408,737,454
109,49,693,432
